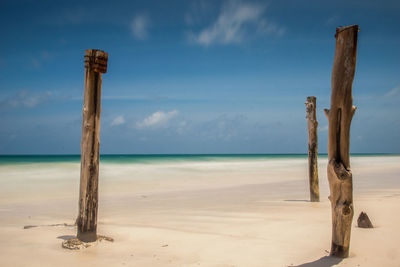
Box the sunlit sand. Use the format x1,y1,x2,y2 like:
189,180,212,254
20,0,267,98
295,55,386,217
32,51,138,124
0,155,399,266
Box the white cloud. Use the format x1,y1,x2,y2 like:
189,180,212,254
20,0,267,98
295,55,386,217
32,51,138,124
131,14,150,40
188,1,284,46
110,115,126,126
0,90,52,109
136,110,178,129
384,86,400,97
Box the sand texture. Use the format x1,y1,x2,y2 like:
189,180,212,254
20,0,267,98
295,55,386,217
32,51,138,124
0,156,399,266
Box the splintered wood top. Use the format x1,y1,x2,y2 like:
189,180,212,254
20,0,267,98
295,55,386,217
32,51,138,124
84,49,108,73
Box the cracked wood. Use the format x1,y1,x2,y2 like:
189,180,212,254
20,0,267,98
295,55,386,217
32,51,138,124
326,25,359,258
77,49,108,242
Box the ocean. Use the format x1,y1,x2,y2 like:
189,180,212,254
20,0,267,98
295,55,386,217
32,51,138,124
0,153,396,165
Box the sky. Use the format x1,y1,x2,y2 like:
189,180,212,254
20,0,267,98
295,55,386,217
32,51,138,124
0,0,399,154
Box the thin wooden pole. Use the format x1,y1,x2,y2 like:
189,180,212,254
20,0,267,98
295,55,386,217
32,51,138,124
77,49,108,242
324,25,359,258
305,96,319,202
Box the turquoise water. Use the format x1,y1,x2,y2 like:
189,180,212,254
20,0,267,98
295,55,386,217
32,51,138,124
0,154,398,165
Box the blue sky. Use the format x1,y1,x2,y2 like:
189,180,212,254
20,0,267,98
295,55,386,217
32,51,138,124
0,0,399,154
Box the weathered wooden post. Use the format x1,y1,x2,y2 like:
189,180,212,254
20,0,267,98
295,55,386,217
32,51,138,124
324,25,359,258
305,96,319,202
77,49,108,242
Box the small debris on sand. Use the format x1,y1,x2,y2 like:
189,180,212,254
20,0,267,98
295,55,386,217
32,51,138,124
62,238,90,250
357,212,374,228
98,235,114,242
62,235,114,250
49,223,75,227
23,223,74,230
23,225,38,229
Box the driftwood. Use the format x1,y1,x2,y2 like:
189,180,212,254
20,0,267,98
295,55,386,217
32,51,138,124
77,49,108,242
325,25,359,258
305,96,319,202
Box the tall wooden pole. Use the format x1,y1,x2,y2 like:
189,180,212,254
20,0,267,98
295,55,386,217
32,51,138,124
324,25,359,258
305,96,319,202
77,49,108,242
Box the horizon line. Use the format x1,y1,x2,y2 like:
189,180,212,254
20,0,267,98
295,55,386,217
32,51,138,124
1,153,399,156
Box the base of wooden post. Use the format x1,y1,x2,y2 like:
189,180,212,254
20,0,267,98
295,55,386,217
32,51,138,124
77,231,97,243
62,235,114,250
330,242,349,258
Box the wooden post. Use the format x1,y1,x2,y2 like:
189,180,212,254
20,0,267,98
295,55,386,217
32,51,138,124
324,25,359,258
305,96,319,202
77,49,108,242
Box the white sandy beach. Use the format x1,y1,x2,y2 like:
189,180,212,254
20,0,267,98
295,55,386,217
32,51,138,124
0,156,399,267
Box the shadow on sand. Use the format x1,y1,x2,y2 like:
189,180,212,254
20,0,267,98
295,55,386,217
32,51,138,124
292,256,343,267
284,200,310,202
57,235,76,240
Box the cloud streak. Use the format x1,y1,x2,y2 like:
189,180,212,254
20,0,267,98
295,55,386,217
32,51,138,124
0,90,52,109
136,110,178,129
188,1,284,46
384,86,400,97
131,14,150,40
110,115,126,126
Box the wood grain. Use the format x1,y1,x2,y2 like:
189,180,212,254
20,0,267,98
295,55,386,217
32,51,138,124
77,49,108,242
306,96,319,202
326,25,359,258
